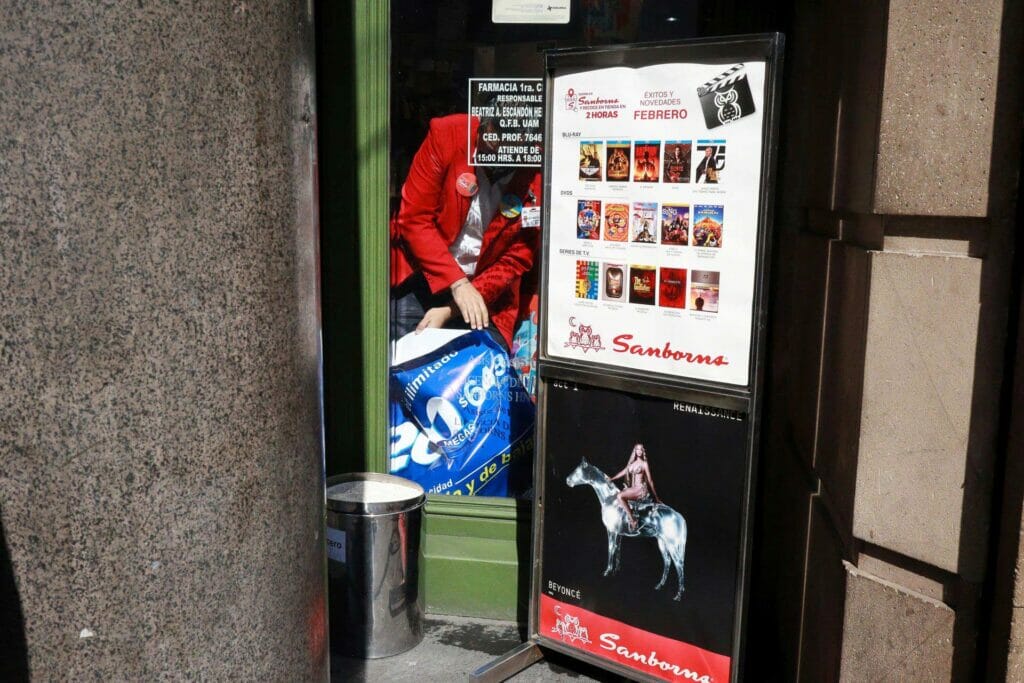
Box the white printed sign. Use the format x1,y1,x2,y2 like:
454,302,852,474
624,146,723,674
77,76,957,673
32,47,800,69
326,527,346,564
545,60,767,386
492,0,570,24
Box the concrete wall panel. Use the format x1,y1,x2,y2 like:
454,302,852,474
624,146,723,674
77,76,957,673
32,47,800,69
839,563,954,681
874,0,1002,216
1010,598,1024,681
853,250,991,580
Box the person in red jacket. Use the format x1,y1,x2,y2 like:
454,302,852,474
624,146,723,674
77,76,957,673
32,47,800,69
390,113,542,349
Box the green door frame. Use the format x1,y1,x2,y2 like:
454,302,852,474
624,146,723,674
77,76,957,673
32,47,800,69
352,0,529,620
354,0,389,465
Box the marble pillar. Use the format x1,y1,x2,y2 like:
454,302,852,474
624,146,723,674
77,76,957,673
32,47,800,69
0,1,326,679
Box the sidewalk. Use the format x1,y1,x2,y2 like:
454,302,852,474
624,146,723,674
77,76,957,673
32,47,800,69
330,614,626,682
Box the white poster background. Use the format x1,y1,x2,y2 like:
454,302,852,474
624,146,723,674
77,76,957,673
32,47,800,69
545,60,767,386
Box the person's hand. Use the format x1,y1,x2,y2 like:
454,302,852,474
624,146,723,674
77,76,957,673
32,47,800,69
415,305,455,333
450,277,489,330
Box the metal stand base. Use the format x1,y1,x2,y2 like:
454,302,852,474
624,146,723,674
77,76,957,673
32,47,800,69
470,640,545,682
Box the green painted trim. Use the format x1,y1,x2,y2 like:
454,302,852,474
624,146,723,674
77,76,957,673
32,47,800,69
425,498,530,618
423,507,532,620
426,494,530,520
354,0,390,473
350,3,531,620
424,538,521,619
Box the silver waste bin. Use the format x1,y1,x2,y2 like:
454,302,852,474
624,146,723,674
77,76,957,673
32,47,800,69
326,472,425,658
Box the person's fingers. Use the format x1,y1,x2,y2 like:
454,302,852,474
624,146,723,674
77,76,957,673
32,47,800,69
462,295,475,328
469,291,487,328
468,293,483,327
457,296,470,324
477,300,488,328
452,285,489,330
419,311,437,331
416,310,439,332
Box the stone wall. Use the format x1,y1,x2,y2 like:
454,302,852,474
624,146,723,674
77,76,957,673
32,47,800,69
752,0,1022,679
0,2,326,679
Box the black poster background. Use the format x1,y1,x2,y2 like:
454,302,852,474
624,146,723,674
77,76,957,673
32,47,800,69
540,382,747,657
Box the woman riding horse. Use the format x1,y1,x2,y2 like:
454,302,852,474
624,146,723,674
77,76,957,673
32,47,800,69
609,443,661,529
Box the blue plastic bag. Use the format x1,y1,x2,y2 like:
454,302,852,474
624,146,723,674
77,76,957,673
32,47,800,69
389,330,534,497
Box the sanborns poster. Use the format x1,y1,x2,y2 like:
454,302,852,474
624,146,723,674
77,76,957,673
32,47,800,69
538,382,747,682
545,60,767,385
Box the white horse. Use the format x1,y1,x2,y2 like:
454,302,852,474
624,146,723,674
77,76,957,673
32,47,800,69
566,458,687,600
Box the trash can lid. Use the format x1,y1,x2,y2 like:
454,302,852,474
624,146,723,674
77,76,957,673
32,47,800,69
326,473,426,515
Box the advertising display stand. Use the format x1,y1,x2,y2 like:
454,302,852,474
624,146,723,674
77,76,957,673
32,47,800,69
474,34,783,683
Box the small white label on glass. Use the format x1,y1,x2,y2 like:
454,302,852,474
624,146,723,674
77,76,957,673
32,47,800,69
326,527,346,563
492,0,570,24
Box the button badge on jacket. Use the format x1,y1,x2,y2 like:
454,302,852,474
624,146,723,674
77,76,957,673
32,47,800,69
500,193,523,219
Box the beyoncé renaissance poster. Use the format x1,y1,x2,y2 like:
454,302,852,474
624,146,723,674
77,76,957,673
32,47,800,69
538,381,747,682
544,59,767,386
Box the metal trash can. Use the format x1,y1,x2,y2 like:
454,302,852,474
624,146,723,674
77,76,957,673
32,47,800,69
326,472,425,658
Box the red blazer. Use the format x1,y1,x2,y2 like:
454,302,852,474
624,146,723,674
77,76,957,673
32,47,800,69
390,114,542,347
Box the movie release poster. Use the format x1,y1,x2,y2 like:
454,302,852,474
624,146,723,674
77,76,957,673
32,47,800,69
661,204,690,246
603,202,629,242
605,141,631,182
577,199,602,240
633,142,661,182
663,141,692,183
629,265,657,305
659,268,688,309
692,205,724,248
602,263,627,302
694,141,726,184
580,141,603,181
538,382,747,683
691,270,720,313
631,202,658,243
576,260,601,300
545,59,768,386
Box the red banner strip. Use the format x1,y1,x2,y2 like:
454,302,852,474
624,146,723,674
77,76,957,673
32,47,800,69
539,594,731,682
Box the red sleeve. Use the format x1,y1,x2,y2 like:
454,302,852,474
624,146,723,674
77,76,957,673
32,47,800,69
471,173,542,304
470,227,539,304
395,120,467,293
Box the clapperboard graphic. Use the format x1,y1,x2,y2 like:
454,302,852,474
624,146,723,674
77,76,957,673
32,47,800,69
697,64,756,129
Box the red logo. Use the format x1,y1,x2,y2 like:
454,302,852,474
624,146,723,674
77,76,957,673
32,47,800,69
612,334,728,366
564,88,578,111
551,605,591,645
540,595,730,683
565,317,604,353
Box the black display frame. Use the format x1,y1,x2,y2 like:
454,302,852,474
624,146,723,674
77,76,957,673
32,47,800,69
473,33,783,683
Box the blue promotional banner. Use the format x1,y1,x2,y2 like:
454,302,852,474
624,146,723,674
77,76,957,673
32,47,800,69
389,330,534,497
